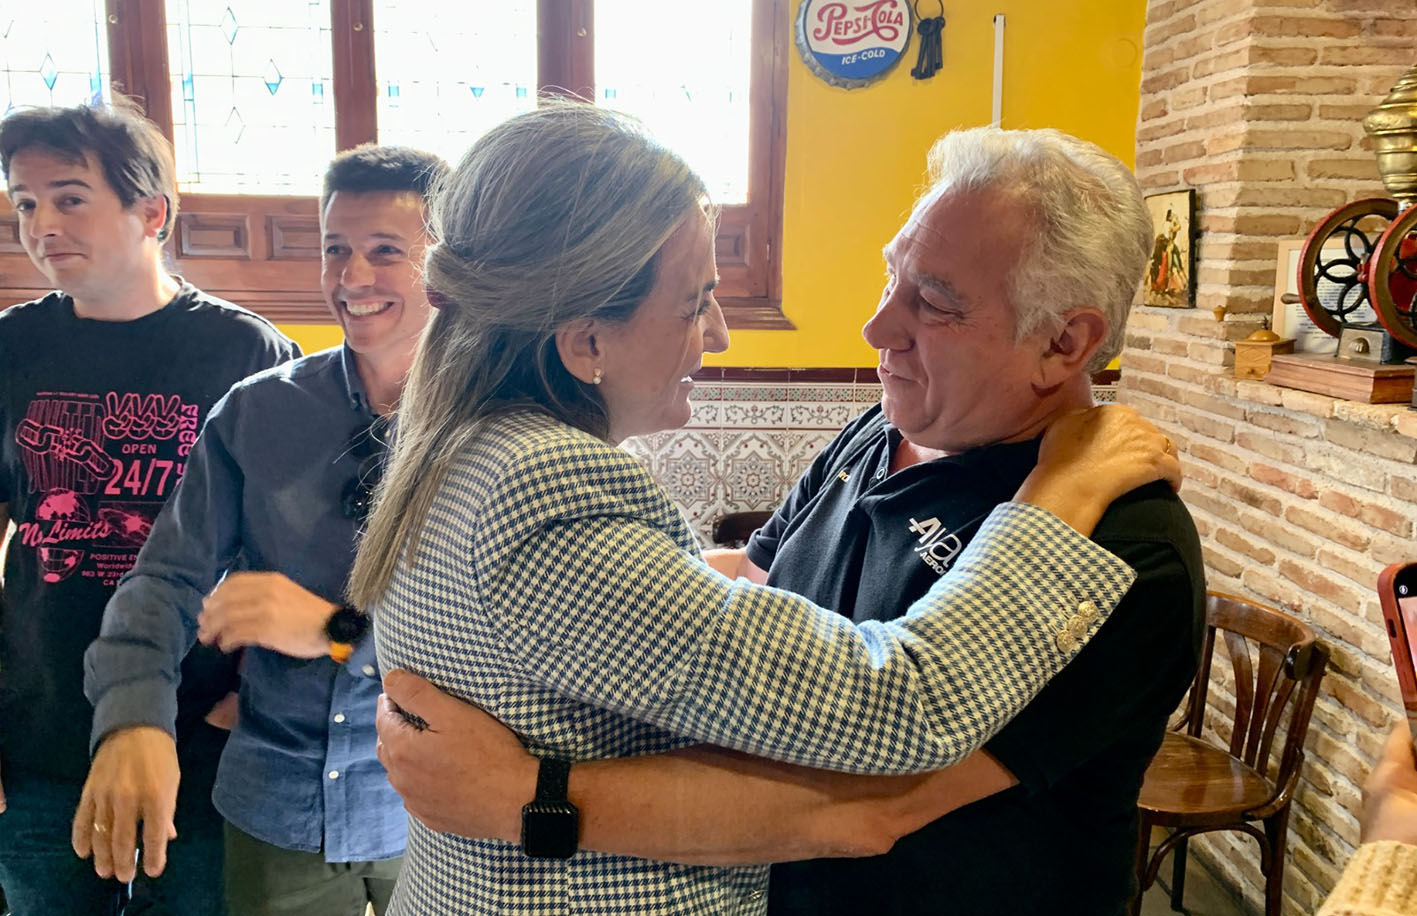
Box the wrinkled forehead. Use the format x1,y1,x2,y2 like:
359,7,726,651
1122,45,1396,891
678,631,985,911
887,189,1037,328
885,190,980,264
898,186,1037,256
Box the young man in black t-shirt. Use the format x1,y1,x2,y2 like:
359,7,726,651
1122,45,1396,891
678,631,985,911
0,102,297,915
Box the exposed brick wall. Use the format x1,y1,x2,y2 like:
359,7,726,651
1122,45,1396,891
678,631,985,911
1131,2,1416,913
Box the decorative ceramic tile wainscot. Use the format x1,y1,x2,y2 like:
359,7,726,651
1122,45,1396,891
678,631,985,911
622,373,882,546
624,371,1119,546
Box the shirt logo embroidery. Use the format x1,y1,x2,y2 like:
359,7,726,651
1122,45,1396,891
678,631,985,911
908,516,964,575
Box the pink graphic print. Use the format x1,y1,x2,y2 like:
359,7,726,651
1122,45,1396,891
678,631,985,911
15,391,193,587
16,398,114,494
103,392,189,443
32,488,96,582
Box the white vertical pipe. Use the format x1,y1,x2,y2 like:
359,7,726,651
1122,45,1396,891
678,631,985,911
992,14,1005,126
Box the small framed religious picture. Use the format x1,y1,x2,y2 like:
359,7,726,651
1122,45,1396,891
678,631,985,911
1143,189,1196,308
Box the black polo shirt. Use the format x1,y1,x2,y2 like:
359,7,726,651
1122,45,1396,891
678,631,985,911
748,405,1205,916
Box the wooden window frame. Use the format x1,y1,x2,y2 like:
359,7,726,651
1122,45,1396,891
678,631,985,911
1,0,789,328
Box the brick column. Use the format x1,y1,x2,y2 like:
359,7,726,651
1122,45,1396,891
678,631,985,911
1130,2,1416,913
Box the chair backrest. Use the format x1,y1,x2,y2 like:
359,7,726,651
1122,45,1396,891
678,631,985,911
1182,591,1328,796
711,510,774,547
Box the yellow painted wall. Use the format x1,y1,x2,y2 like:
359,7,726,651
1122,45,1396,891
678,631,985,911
718,0,1147,368
277,0,1146,363
279,323,344,355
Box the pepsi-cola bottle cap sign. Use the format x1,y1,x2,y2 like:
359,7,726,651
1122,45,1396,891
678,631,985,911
795,0,914,89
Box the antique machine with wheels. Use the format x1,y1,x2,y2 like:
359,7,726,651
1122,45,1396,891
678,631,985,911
1274,63,1417,404
1364,64,1417,370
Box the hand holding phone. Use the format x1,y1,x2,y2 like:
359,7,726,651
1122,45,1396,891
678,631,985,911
1378,562,1417,740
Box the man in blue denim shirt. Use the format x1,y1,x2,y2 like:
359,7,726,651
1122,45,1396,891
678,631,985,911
77,145,449,916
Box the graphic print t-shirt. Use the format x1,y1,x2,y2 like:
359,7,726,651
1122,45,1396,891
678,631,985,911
0,285,298,780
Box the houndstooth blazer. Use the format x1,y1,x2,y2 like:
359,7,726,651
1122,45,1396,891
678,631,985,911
373,409,1136,915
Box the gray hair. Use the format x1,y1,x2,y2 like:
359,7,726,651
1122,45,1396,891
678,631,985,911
348,101,707,607
920,127,1151,371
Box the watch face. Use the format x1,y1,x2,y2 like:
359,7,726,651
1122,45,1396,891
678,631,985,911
326,606,369,644
521,803,579,860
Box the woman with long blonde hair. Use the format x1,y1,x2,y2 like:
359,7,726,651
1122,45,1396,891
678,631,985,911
349,103,1176,915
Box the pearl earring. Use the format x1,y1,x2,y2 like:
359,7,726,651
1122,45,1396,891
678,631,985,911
591,367,603,385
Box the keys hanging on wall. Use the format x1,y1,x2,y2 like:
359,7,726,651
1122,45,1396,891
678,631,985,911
911,1,945,80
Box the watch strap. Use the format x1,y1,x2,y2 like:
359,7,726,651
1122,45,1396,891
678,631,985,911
522,757,579,859
535,757,572,802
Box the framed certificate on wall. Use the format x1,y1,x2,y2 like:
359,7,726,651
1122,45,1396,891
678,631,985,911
1271,238,1378,354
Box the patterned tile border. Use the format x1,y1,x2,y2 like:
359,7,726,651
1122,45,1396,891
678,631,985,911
623,380,880,544
624,377,1120,544
690,367,879,383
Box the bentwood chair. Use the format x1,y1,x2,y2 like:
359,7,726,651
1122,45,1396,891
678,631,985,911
1130,591,1328,916
710,510,774,548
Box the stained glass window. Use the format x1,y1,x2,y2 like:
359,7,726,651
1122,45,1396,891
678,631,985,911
0,4,111,116
166,1,336,195
371,1,538,167
595,0,753,205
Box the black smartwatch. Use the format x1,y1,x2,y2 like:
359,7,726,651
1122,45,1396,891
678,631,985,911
324,604,370,663
521,757,579,859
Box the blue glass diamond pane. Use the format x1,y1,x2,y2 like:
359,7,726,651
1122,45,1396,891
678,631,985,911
263,58,282,95
224,106,245,145
3,10,112,113
372,1,537,165
220,6,239,44
167,0,335,194
39,52,58,90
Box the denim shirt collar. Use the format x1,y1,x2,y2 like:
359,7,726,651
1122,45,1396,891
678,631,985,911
336,343,376,417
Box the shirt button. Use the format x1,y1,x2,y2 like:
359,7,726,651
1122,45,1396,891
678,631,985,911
333,713,346,724
362,664,376,677
328,770,340,780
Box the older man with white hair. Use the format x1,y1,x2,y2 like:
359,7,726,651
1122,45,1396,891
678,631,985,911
372,126,1205,916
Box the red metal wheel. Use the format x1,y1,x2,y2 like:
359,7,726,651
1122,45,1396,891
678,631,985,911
1368,203,1417,350
1298,198,1399,338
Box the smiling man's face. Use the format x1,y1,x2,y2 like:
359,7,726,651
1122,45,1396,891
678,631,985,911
863,188,1057,454
320,189,432,362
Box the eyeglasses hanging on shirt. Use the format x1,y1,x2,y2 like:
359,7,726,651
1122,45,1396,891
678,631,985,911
340,417,393,523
